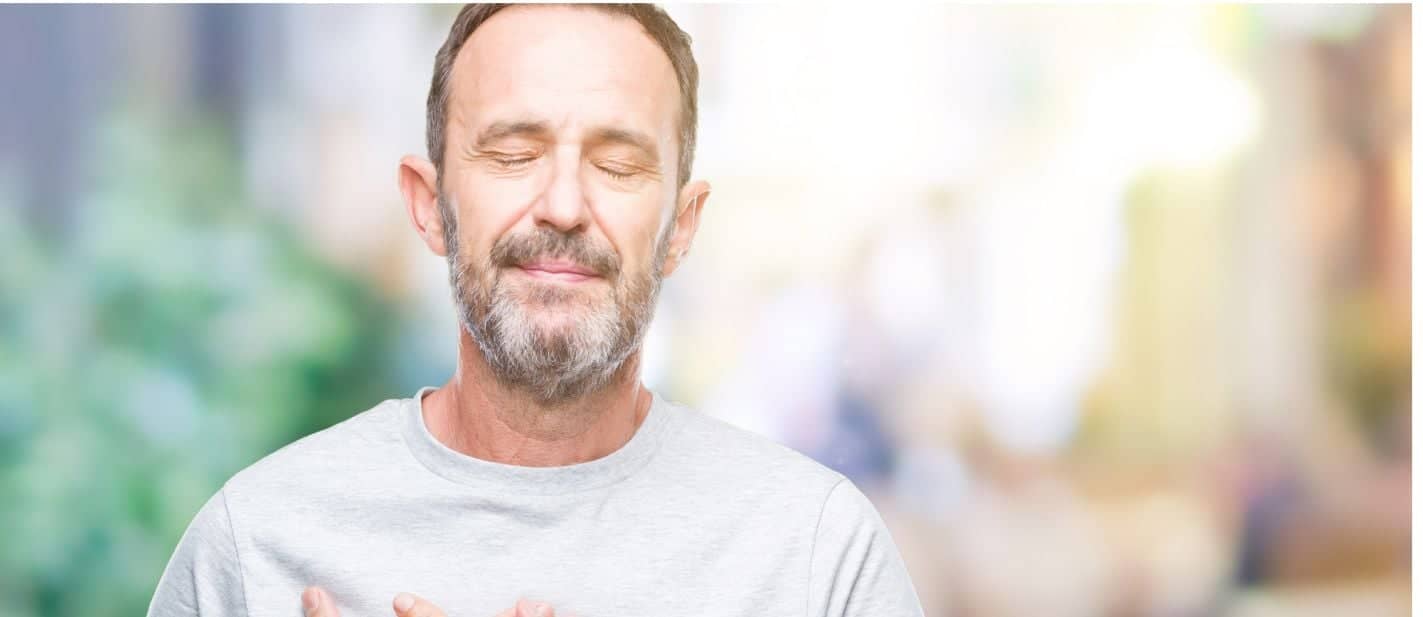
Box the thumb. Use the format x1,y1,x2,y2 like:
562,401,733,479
393,592,448,617
515,598,553,617
302,587,342,617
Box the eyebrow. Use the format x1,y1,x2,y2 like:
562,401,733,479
587,127,660,162
473,120,660,162
475,120,552,148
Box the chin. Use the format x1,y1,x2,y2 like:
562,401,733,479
517,300,609,335
524,313,583,337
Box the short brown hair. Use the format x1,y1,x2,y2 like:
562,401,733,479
426,3,700,189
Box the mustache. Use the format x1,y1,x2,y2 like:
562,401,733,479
490,228,620,278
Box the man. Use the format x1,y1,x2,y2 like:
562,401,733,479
148,4,925,617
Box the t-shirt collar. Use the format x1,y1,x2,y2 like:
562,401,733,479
400,385,675,496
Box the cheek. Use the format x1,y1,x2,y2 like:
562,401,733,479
452,179,538,256
587,195,666,271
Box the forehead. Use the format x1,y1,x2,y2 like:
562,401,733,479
450,5,681,142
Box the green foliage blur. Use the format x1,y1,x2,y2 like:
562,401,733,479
0,105,405,617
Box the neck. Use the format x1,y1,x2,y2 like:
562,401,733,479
420,324,651,467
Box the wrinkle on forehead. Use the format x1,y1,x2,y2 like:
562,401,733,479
447,5,682,155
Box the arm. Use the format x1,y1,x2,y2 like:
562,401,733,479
807,479,925,617
147,488,249,617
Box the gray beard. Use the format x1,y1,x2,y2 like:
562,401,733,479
444,217,672,406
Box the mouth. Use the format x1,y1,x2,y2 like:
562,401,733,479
513,259,602,283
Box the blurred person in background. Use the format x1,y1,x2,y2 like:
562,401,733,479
146,4,924,617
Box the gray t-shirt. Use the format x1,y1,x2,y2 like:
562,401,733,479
147,387,925,617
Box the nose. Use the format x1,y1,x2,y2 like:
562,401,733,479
529,146,591,234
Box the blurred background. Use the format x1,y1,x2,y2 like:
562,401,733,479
0,4,1410,617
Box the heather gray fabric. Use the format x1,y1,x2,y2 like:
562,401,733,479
147,387,925,617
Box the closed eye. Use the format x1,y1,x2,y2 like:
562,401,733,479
596,164,636,180
493,156,536,168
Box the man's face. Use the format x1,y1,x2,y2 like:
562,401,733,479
439,6,686,404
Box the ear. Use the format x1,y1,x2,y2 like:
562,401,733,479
660,179,711,278
398,155,449,257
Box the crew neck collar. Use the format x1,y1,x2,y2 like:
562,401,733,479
399,386,676,496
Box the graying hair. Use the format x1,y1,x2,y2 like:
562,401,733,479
441,192,676,404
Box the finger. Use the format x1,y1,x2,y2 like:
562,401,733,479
393,592,448,617
302,586,342,617
495,608,516,617
515,598,553,617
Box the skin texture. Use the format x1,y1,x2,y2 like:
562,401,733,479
305,6,711,617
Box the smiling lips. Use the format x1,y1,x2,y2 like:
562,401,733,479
516,259,601,283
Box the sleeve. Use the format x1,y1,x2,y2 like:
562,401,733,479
807,478,926,617
147,487,250,617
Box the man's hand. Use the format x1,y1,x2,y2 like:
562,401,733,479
391,592,556,617
301,585,562,617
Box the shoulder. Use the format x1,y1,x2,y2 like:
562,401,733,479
657,397,847,501
221,395,409,502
